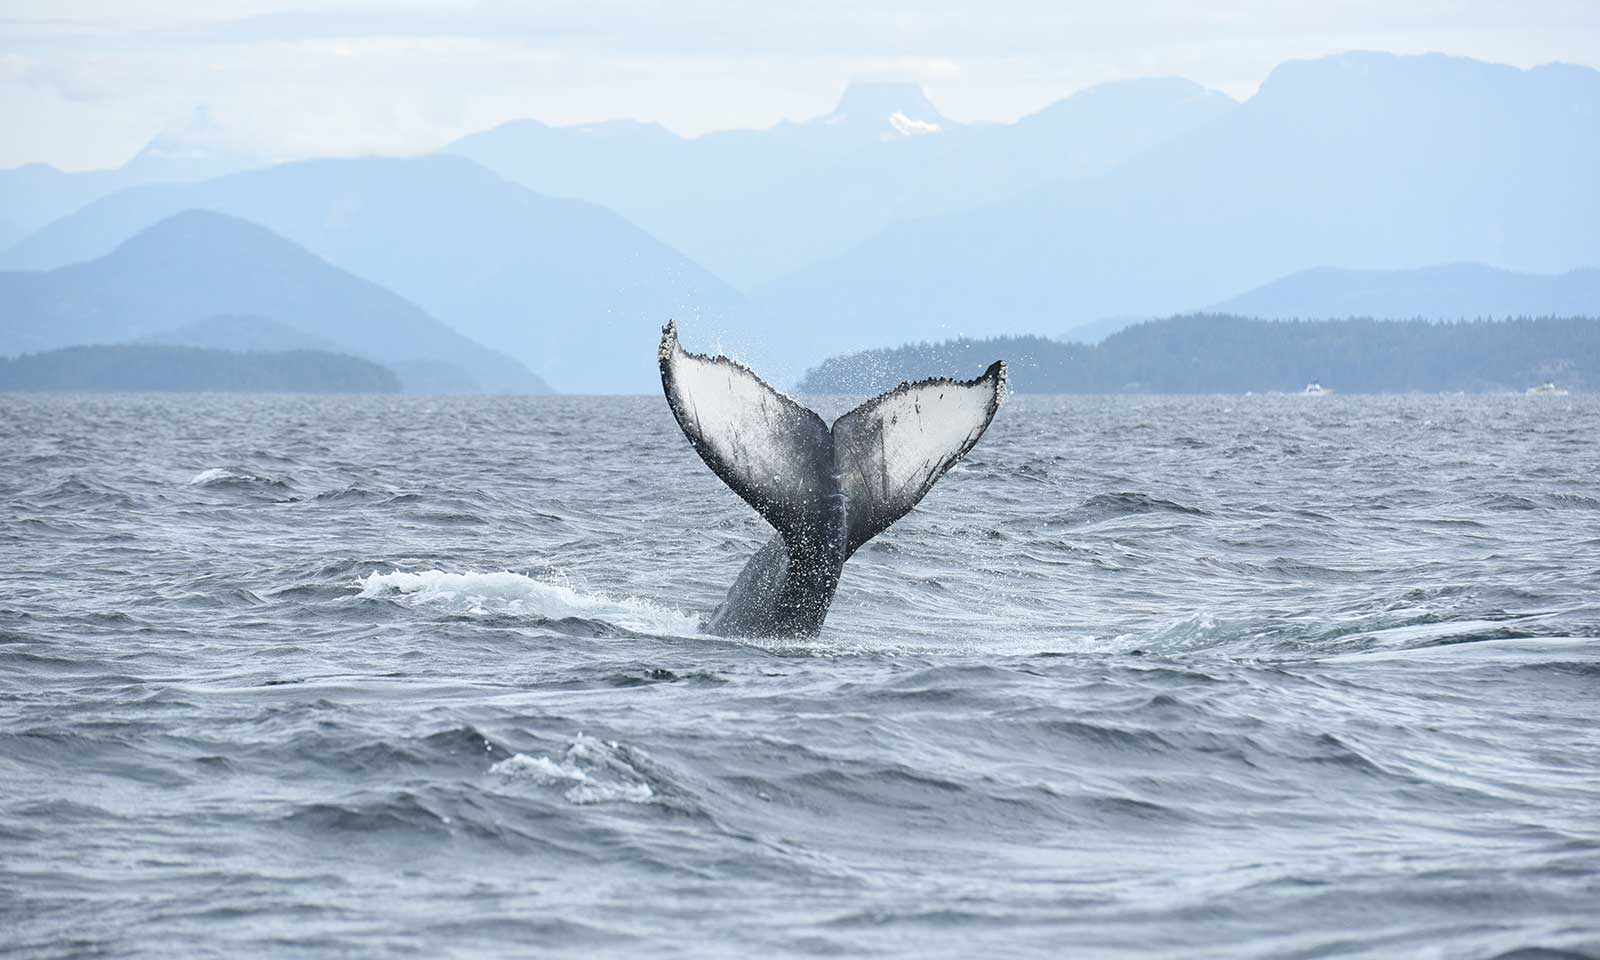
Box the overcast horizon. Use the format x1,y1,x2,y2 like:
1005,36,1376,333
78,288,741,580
5,0,1599,171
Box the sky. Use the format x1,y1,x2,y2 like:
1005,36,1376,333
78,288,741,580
4,0,1598,170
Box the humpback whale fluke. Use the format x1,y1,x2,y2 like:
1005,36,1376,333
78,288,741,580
659,320,1006,637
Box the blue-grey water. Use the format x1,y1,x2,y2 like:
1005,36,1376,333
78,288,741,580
3,392,1598,959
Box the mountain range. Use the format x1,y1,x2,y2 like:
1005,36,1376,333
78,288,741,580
0,210,547,394
3,51,1597,393
754,53,1600,357
0,107,266,252
0,156,761,393
445,77,1236,288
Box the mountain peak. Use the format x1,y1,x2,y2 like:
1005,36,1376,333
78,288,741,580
1250,50,1536,110
123,105,266,179
831,81,940,118
102,209,319,279
815,81,949,140
119,208,280,251
133,105,226,162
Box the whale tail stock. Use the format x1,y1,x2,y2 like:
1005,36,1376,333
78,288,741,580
658,321,1006,558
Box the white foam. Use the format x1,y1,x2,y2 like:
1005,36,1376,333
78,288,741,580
489,734,658,805
189,466,256,485
355,569,701,636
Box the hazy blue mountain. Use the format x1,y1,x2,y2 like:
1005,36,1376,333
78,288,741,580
445,81,954,223
800,334,1083,395
114,108,266,184
142,314,348,353
1,155,764,392
758,53,1600,356
146,314,488,393
759,80,954,152
1207,264,1600,319
0,165,133,252
1060,316,1154,344
0,107,265,252
0,210,548,394
799,315,1600,395
445,78,1234,286
0,344,400,394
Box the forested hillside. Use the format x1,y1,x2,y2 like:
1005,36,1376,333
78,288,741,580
0,345,401,394
798,316,1600,394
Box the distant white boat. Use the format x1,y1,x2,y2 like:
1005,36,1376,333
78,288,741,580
1302,382,1332,396
1526,382,1569,396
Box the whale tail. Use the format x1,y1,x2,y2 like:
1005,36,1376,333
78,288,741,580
659,321,1005,555
830,357,1007,554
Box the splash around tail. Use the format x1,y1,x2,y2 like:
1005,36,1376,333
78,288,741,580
659,320,1005,638
357,569,702,636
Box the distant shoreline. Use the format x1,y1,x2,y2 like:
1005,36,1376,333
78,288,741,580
0,344,401,394
798,314,1599,396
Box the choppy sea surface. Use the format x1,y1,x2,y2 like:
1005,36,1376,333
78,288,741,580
3,392,1598,959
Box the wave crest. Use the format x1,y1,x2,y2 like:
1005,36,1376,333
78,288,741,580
188,466,292,492
355,569,701,636
490,735,659,805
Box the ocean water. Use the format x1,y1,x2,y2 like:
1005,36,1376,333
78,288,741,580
2,392,1598,959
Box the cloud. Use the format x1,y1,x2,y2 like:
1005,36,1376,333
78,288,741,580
1,0,1596,169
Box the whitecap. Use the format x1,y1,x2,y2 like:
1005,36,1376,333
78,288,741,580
354,569,701,637
189,466,256,485
489,734,658,805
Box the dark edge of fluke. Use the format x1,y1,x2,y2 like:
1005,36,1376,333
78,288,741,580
658,318,1009,409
